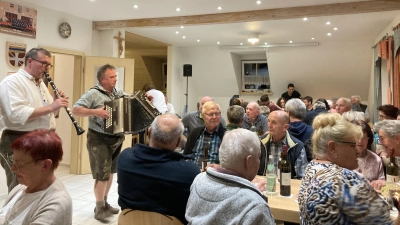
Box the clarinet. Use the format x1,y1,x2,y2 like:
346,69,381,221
44,72,85,135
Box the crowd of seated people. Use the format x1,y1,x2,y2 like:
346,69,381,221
3,86,400,225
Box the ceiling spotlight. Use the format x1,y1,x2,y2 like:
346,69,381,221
133,4,138,8
180,26,184,29
217,42,220,44
247,33,259,44
240,43,243,45
289,40,293,43
90,0,95,2
311,37,315,40
256,1,262,4
333,27,338,30
217,6,222,10
176,8,180,11
303,17,308,21
327,33,332,36
326,21,331,25
197,39,200,42
175,31,179,34
264,42,268,45
182,36,186,39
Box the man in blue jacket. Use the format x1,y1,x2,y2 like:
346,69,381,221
117,114,200,224
286,98,314,162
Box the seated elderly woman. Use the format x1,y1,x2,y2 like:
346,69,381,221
0,129,72,225
354,121,385,181
371,120,400,190
298,113,400,225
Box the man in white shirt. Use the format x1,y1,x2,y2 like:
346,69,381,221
142,83,167,114
0,48,69,192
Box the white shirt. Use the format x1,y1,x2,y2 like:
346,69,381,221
146,89,167,114
0,187,43,225
0,69,56,131
167,103,175,114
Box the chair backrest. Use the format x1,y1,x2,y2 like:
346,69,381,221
118,209,183,225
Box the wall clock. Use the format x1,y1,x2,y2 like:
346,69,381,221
59,22,71,38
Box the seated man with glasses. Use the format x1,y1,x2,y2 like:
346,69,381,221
0,129,72,225
0,47,69,192
184,101,226,169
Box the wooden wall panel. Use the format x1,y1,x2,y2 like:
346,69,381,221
125,48,167,92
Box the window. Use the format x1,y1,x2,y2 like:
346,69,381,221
241,60,270,91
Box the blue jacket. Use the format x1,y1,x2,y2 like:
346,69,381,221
117,144,200,224
288,121,314,162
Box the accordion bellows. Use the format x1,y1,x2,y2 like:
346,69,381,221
104,91,161,134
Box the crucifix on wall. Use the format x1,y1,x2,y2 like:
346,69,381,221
114,31,125,58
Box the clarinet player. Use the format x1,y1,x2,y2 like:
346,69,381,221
72,64,126,221
0,48,69,192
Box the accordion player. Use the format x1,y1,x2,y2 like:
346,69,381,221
104,91,161,134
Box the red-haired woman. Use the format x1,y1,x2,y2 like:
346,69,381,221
0,129,72,225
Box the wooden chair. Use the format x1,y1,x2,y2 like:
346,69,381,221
118,209,183,225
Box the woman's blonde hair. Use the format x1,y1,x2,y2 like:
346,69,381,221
312,113,362,158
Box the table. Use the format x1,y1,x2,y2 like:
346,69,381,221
257,176,301,223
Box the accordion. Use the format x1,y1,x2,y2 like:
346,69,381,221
104,91,161,134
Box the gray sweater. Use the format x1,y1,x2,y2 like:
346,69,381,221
4,178,72,225
185,168,275,225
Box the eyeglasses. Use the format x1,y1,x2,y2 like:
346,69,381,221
31,58,53,69
12,157,42,172
203,112,221,117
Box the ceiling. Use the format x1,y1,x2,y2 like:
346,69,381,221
23,0,400,47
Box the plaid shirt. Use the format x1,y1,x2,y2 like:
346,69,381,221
192,126,222,168
268,136,308,178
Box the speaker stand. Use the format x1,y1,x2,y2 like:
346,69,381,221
184,75,189,116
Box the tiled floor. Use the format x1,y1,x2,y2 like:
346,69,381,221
0,166,120,225
55,166,120,225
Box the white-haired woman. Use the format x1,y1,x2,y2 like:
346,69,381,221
298,113,400,225
371,120,400,190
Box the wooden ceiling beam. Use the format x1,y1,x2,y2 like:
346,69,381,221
93,1,400,30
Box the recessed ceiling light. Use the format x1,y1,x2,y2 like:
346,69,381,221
182,36,186,39
311,37,315,40
256,1,262,4
197,39,200,42
90,0,95,2
264,42,267,45
217,6,222,10
333,27,338,30
289,40,293,43
180,26,184,29
327,33,332,36
240,43,243,45
303,17,308,21
217,42,220,45
133,5,138,8
175,31,179,34
176,8,180,11
326,21,331,25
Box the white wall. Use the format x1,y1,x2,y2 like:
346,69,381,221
169,41,372,115
0,0,93,81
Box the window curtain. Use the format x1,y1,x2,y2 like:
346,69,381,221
373,45,382,123
393,29,400,108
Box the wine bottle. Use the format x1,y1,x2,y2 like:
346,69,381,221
280,145,291,197
266,155,276,195
201,144,210,172
277,154,282,182
258,125,264,136
250,124,257,135
386,148,399,183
